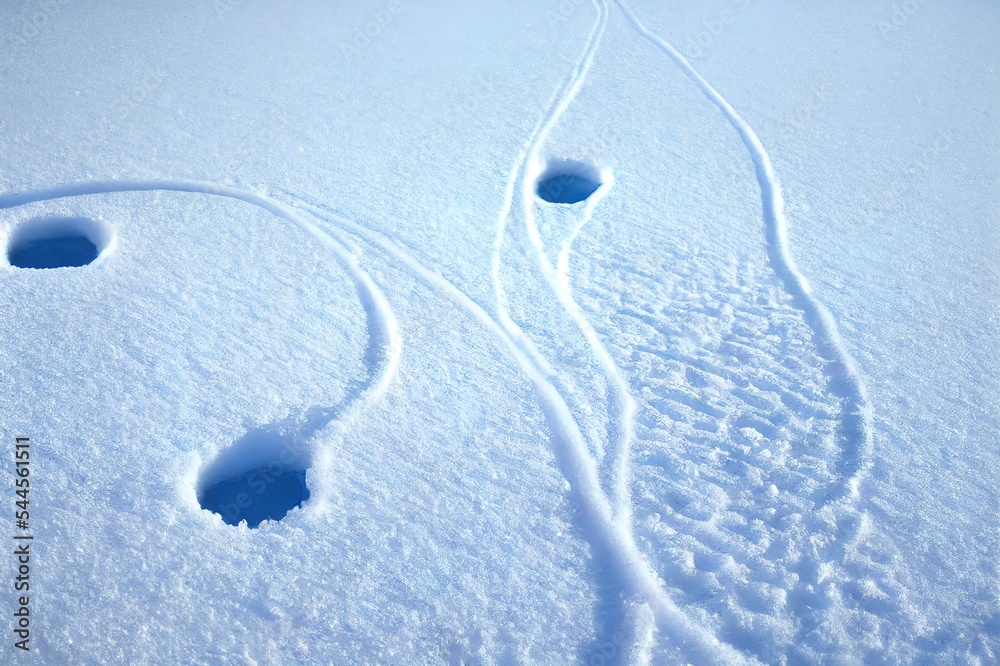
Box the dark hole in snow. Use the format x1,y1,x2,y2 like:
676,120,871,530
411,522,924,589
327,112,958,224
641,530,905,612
199,466,310,528
197,424,313,528
6,216,112,269
9,236,97,269
535,159,603,204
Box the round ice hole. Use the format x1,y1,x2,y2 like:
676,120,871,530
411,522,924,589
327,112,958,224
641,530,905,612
535,159,603,204
196,426,313,528
6,216,115,269
199,466,310,528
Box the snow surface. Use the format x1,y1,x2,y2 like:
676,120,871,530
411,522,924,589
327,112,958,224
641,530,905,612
0,0,997,663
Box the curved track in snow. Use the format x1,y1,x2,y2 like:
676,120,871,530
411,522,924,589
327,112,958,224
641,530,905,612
0,180,403,501
520,65,639,537
291,196,748,665
613,0,874,502
490,2,751,662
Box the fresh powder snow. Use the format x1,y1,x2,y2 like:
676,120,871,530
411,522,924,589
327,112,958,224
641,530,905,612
0,1,997,664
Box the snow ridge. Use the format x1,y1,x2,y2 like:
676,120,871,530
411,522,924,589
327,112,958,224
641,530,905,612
613,0,873,502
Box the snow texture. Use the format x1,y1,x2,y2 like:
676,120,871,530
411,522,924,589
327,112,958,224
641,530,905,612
0,0,996,663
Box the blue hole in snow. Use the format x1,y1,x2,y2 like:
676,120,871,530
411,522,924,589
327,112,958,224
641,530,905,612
8,235,99,269
199,467,310,528
536,159,603,204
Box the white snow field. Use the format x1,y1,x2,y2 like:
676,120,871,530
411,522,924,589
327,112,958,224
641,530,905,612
1,0,997,663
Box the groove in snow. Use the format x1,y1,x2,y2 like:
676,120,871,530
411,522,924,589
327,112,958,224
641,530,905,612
614,0,874,503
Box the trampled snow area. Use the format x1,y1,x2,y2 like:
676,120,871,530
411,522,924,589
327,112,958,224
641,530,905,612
1,1,997,663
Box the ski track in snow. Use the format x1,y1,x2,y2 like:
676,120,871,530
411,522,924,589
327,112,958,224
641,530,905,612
491,1,752,662
554,177,613,296
289,196,745,665
521,44,639,531
613,0,873,503
0,180,402,517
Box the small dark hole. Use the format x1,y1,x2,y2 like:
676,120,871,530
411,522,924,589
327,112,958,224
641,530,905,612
8,235,99,269
536,159,603,204
199,467,310,528
7,216,110,269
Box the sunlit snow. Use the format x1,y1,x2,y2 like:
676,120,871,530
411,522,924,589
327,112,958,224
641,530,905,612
1,1,996,663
